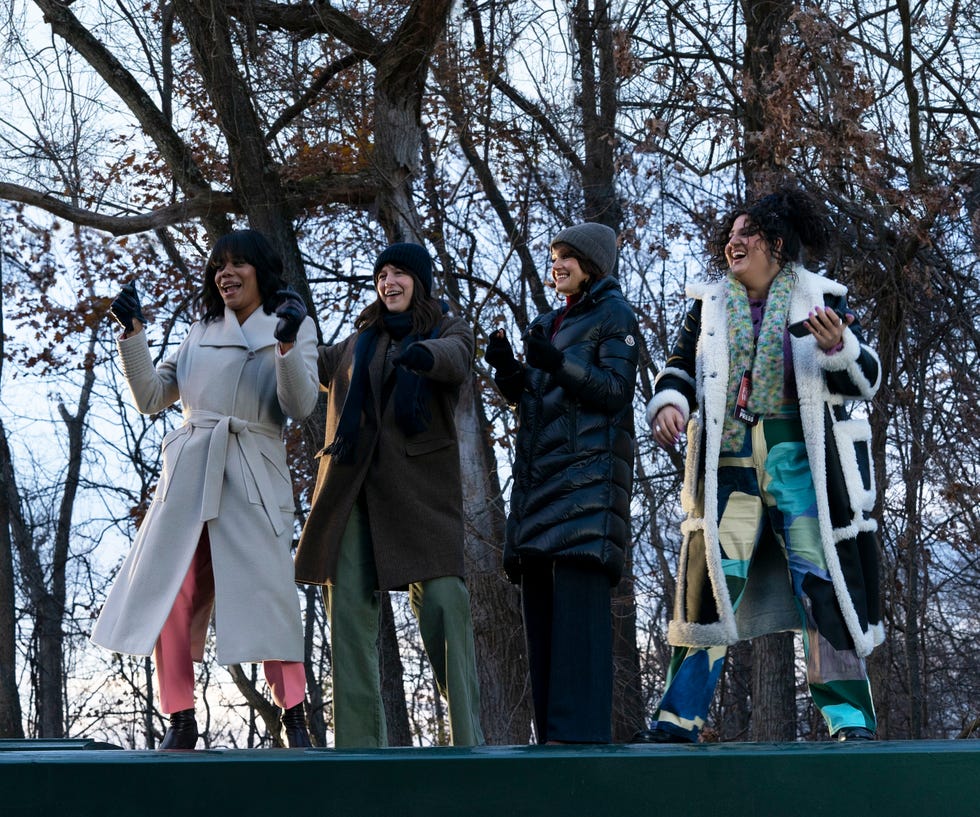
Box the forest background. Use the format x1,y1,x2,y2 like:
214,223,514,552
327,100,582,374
0,0,978,748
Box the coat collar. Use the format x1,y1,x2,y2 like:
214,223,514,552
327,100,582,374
198,306,277,350
688,265,845,306
582,275,623,306
531,275,625,333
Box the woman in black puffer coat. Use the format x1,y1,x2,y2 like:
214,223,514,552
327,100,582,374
485,222,639,744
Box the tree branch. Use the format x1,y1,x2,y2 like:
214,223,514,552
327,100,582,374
0,171,379,236
223,0,379,57
32,0,215,202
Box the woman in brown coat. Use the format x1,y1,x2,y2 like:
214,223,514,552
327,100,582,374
295,243,483,747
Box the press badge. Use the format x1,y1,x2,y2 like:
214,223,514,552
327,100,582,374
733,370,758,425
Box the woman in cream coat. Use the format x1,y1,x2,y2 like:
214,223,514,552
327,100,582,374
92,230,319,749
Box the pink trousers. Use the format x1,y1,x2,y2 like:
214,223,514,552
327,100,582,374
154,528,307,714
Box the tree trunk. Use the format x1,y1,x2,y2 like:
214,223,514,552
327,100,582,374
379,592,412,746
419,116,535,744
143,657,155,749
740,0,795,192
172,0,316,316
301,583,328,747
371,0,455,241
738,0,798,740
0,420,25,738
572,0,622,229
228,663,284,746
717,641,752,741
611,570,644,741
34,599,64,738
750,632,797,741
456,380,533,745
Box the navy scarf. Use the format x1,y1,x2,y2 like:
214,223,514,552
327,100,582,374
325,310,437,464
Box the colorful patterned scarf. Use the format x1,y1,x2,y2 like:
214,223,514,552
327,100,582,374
720,269,793,451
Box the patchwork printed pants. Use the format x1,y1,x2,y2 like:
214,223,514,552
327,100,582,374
653,417,876,741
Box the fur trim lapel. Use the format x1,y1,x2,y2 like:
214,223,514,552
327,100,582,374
685,283,738,643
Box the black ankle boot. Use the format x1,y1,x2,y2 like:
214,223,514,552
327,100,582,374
281,702,312,748
160,708,198,750
631,726,692,744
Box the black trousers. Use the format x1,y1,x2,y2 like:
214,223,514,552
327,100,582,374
521,560,613,743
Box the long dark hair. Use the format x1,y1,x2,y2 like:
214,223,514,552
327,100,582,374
355,268,443,335
200,230,286,322
707,187,829,273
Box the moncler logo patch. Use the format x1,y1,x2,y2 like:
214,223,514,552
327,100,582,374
625,335,635,346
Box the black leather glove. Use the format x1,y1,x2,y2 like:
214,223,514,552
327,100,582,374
108,281,146,334
484,331,520,374
393,342,434,372
274,289,307,344
525,327,563,372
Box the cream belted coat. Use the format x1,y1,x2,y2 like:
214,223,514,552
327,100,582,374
91,306,319,665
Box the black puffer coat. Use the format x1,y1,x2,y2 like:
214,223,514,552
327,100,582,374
496,277,639,584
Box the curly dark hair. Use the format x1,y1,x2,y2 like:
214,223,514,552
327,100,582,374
200,229,286,323
707,187,829,273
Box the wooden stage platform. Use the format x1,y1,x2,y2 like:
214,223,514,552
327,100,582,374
1,737,975,816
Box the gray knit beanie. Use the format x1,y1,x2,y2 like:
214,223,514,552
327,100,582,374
550,222,618,278
373,242,433,296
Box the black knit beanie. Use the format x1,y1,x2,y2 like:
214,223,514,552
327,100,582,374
373,243,433,296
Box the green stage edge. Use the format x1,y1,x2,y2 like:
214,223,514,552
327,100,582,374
1,739,975,816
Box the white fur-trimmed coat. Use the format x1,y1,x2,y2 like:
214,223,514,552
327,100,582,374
646,266,885,657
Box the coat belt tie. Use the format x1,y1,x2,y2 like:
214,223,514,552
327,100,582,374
184,410,286,537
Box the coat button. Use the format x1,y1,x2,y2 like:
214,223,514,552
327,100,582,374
247,350,256,360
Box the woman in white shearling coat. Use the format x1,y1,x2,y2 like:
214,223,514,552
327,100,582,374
636,189,883,745
91,230,319,749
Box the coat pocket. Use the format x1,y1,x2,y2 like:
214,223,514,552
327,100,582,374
405,437,454,457
156,424,192,502
259,448,295,512
832,418,876,512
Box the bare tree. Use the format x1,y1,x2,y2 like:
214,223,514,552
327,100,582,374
0,418,26,739
2,0,980,746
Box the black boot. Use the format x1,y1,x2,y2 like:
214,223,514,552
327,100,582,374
160,708,198,750
836,726,876,742
631,726,693,744
281,702,312,748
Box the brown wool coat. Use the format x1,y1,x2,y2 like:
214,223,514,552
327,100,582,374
294,314,474,590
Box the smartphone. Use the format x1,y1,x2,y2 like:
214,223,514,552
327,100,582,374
788,308,846,338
